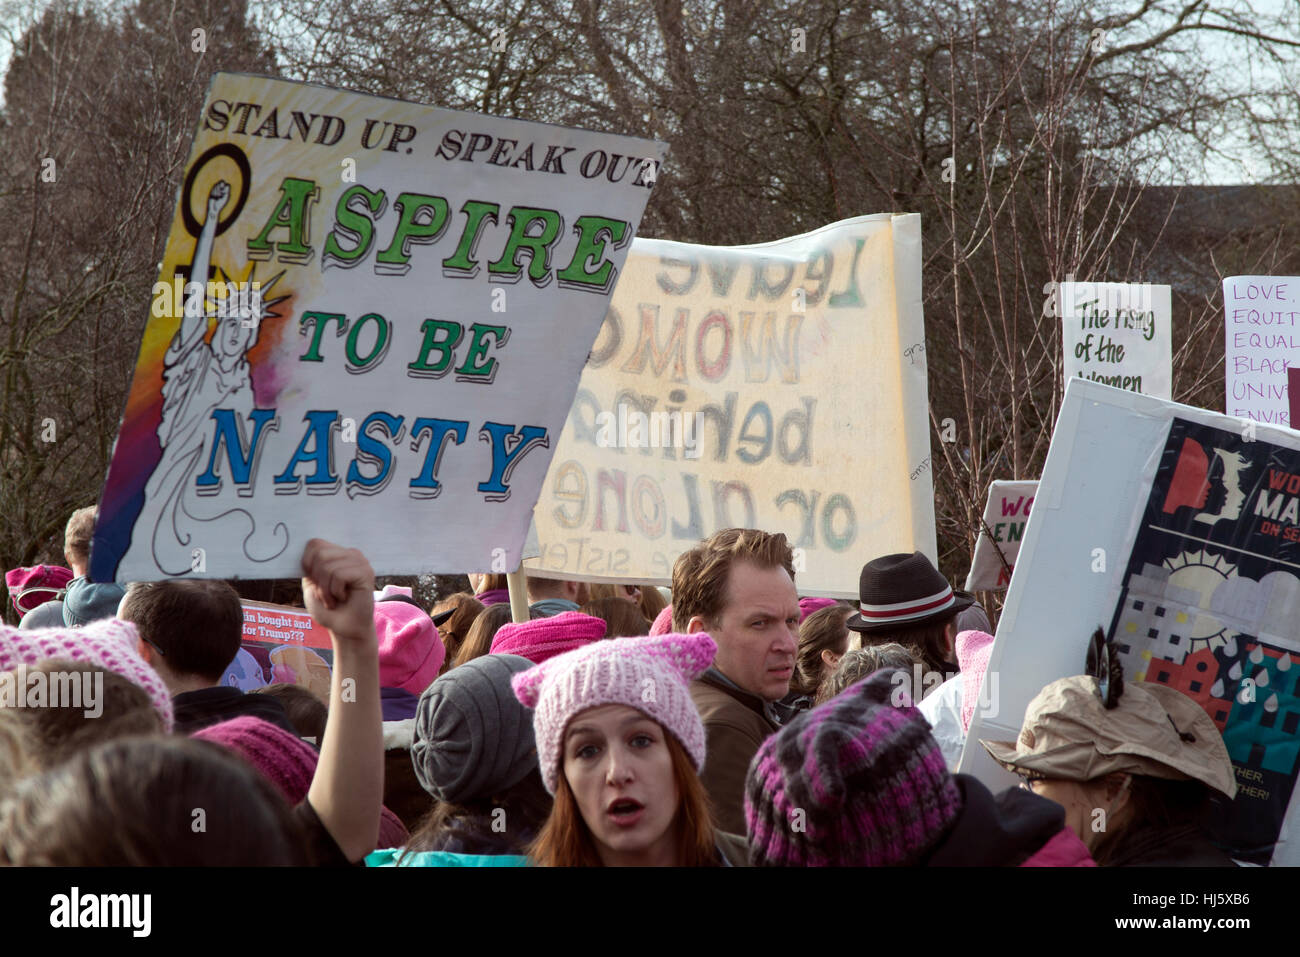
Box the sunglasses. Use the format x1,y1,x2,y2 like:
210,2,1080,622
140,635,167,657
1016,771,1046,791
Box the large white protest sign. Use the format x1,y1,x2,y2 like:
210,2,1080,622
1059,282,1171,398
1223,276,1300,425
525,215,934,597
962,377,1300,865
91,73,664,582
964,480,1038,592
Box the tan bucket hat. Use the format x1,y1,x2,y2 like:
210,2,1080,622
980,676,1237,798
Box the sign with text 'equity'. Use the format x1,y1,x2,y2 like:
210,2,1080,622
1223,276,1300,425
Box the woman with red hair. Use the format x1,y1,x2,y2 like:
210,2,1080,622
512,631,747,866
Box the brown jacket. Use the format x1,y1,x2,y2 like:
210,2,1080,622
691,671,779,835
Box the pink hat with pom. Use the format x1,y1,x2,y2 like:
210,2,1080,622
374,601,445,696
490,610,605,665
0,616,173,730
956,630,996,733
511,631,716,793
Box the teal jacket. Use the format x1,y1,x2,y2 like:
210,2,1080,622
367,832,748,867
366,849,528,867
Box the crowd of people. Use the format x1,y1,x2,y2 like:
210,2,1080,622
0,506,1239,867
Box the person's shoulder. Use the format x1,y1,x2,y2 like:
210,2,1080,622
714,830,751,867
1019,828,1096,867
692,682,769,734
690,674,731,710
1115,827,1238,867
19,600,65,630
917,672,963,717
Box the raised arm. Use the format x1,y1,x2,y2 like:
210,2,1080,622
300,538,383,863
178,180,230,345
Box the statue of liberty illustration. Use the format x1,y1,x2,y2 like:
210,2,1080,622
135,180,290,575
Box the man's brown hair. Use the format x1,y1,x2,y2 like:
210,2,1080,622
119,579,244,682
63,506,97,569
671,528,795,632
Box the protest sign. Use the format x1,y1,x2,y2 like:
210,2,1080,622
961,377,1300,865
91,73,664,582
220,600,334,702
1059,281,1171,398
1223,276,1300,425
524,215,934,597
963,480,1038,591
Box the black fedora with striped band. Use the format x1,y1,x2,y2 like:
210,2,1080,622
845,552,973,633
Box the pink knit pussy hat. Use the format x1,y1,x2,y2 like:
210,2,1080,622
490,610,605,665
956,629,995,733
374,600,445,695
0,616,173,730
649,605,673,636
512,631,716,794
798,597,838,622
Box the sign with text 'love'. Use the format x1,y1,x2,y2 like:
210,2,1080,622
526,215,935,597
1224,276,1300,425
92,73,663,581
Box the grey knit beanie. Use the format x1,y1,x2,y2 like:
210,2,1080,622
411,653,538,804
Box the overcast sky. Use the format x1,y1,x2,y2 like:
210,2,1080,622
0,0,1295,185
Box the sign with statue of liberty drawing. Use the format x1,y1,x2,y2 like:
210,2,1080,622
92,72,663,582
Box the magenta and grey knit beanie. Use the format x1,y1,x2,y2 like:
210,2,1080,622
744,668,963,866
511,631,716,794
0,617,173,730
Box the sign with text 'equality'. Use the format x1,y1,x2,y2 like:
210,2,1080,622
1224,276,1300,425
92,73,664,581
